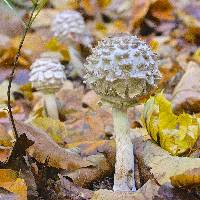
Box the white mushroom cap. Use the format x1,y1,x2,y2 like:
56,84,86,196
51,10,92,47
84,33,161,108
29,54,66,93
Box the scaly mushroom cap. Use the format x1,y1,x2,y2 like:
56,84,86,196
51,10,92,47
84,34,161,108
29,54,66,93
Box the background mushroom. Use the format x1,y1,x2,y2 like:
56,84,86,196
83,33,161,192
29,52,66,119
51,10,93,77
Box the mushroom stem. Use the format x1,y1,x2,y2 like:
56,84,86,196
112,107,136,192
68,43,83,77
43,93,59,119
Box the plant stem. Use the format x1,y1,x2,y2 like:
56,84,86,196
112,107,136,192
7,0,39,140
44,93,59,119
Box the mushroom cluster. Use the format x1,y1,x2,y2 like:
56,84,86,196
29,52,66,119
84,33,161,192
51,10,93,77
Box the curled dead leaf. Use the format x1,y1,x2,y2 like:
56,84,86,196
15,121,93,171
64,140,115,187
133,129,200,185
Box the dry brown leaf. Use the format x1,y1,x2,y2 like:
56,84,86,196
0,187,18,200
172,61,200,113
0,124,14,163
133,129,200,185
90,182,200,200
11,33,46,62
64,153,113,187
131,0,152,28
0,4,23,37
150,0,175,21
63,140,115,187
32,9,59,29
53,174,93,199
91,179,160,200
0,169,27,200
82,90,100,110
15,121,93,171
170,168,200,188
66,140,115,161
0,47,29,68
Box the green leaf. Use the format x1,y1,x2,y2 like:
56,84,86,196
30,0,48,25
142,93,199,156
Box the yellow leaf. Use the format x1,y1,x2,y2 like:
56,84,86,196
46,37,70,61
0,169,27,200
142,93,199,156
32,117,70,144
20,83,33,100
192,48,200,63
97,0,111,9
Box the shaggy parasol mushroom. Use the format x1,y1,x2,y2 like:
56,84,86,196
83,33,161,192
51,10,92,76
29,52,66,119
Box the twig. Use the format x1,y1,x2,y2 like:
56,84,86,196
7,0,39,140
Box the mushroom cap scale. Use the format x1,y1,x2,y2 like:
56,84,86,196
84,34,161,108
29,57,66,93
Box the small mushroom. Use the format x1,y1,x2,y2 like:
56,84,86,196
83,33,161,192
29,52,66,119
51,10,93,77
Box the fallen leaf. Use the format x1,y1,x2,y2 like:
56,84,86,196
11,33,46,62
32,117,70,145
32,9,59,29
91,179,160,200
0,124,15,163
64,140,115,187
172,61,200,113
0,169,27,200
64,153,113,187
150,0,175,21
52,174,93,199
134,131,200,186
0,3,23,37
0,187,18,200
192,48,200,64
170,168,200,188
142,92,199,156
46,37,70,61
66,140,115,161
131,0,152,28
15,121,93,171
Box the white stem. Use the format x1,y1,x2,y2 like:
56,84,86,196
44,93,59,119
112,107,136,192
68,45,83,77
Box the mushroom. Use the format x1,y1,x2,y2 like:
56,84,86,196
51,10,93,77
29,52,66,119
83,33,161,192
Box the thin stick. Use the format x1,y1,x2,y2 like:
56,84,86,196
7,0,39,139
